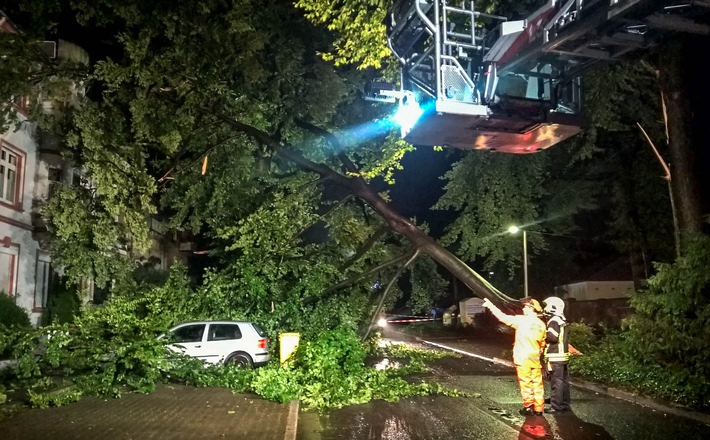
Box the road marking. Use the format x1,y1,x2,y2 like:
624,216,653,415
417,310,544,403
423,338,710,427
284,399,299,440
421,340,515,368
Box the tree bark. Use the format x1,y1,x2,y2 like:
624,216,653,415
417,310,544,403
657,39,704,244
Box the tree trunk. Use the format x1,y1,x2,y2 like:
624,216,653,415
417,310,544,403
276,148,520,310
657,39,704,245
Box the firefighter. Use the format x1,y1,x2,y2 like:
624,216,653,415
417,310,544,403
542,296,571,413
482,297,546,416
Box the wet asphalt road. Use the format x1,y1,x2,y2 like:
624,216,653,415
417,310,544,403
298,328,710,440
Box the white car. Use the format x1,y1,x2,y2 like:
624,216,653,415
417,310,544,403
160,321,271,368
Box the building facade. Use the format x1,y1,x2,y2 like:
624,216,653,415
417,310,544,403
1,13,185,324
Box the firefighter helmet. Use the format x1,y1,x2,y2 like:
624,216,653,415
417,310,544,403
522,297,543,313
543,296,565,317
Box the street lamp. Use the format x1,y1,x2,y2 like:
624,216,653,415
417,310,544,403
508,225,528,298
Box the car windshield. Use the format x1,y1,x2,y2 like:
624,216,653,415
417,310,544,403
251,323,267,337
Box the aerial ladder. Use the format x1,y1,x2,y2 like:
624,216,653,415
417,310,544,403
367,0,710,153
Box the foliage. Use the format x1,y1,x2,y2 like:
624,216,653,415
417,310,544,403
376,341,459,363
41,184,137,288
567,322,596,354
294,0,390,69
245,328,462,410
409,256,449,314
622,233,710,407
569,237,710,409
42,281,81,325
173,328,464,410
1,267,462,410
28,385,83,409
2,266,194,404
570,332,710,409
435,152,551,276
0,294,31,330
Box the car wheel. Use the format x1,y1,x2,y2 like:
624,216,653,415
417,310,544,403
225,352,253,368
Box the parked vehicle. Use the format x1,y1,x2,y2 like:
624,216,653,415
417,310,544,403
159,321,271,368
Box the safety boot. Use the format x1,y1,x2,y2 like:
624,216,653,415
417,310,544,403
519,407,542,416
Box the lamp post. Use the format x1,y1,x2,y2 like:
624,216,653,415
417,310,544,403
508,225,528,298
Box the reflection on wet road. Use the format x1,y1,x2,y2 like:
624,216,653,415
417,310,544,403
298,335,710,440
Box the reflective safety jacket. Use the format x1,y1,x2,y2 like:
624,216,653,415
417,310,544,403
544,315,570,363
496,313,547,366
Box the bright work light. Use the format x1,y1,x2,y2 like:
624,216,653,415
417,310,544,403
391,92,423,136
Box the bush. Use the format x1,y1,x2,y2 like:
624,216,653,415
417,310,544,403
624,234,710,408
571,234,710,409
568,322,597,353
570,332,709,408
0,294,30,329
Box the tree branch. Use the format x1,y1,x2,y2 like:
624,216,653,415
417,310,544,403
320,252,414,297
362,249,420,341
158,134,240,182
295,118,362,175
215,112,519,306
288,194,354,243
339,225,390,271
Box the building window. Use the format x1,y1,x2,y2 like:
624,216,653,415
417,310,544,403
48,167,63,183
11,95,30,115
34,253,53,310
0,142,24,206
0,244,18,296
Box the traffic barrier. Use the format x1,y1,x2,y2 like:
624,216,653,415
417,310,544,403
386,317,438,323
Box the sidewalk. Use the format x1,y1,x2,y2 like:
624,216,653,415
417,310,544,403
0,384,299,440
417,334,710,427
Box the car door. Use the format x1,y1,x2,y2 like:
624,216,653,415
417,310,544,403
205,323,244,363
167,323,210,362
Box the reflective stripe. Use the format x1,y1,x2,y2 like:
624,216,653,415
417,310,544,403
544,316,569,362
546,352,570,361
556,325,566,359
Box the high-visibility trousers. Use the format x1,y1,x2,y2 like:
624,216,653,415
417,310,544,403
516,360,544,412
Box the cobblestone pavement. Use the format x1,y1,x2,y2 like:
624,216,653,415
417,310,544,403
0,385,292,440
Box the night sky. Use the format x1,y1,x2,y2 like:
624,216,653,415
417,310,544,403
388,147,460,239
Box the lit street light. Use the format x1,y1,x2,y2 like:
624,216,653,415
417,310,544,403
508,225,528,298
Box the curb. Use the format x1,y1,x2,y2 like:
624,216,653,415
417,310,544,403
284,399,299,440
570,378,710,427
421,339,710,427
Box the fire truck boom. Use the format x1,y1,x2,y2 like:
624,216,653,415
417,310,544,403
369,0,710,153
